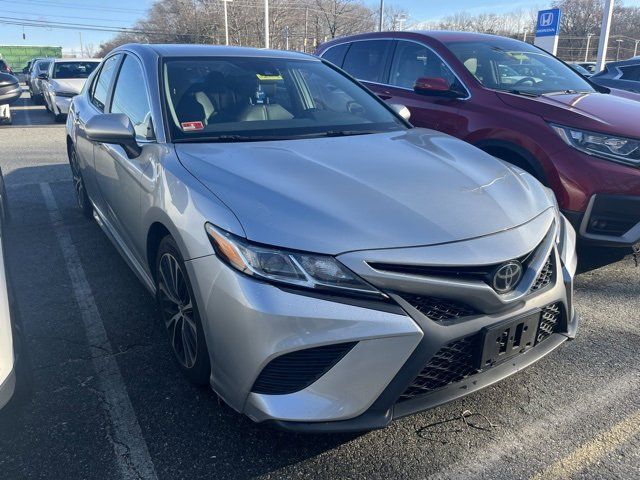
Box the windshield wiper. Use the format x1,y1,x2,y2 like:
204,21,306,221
321,130,382,137
174,134,291,143
542,90,592,96
505,89,540,97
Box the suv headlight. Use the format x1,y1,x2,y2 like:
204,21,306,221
551,124,640,167
205,223,384,298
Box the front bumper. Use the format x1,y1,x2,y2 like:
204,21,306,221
186,211,577,431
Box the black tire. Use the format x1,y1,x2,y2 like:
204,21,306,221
68,146,93,219
156,235,211,385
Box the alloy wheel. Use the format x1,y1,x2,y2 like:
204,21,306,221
69,150,86,211
158,252,198,369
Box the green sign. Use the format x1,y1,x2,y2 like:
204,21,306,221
0,45,62,72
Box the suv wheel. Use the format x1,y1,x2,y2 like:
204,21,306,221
156,236,211,385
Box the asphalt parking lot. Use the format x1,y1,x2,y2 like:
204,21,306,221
0,90,639,480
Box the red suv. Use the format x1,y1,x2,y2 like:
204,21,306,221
316,31,640,248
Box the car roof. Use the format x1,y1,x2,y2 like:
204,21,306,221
51,58,101,63
116,43,318,61
408,30,516,42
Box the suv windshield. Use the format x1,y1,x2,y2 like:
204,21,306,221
445,38,596,96
52,61,99,79
163,56,406,141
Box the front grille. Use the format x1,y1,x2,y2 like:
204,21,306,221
399,303,564,401
536,303,562,344
399,335,480,400
401,295,479,322
530,256,554,293
251,342,357,395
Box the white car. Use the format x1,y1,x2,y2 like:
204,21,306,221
0,168,16,410
42,59,101,121
28,58,53,101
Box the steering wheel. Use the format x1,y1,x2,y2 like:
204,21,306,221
512,76,537,88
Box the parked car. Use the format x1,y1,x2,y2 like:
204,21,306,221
0,72,21,125
0,59,13,75
67,44,578,432
0,167,17,410
317,32,640,249
590,58,640,94
568,62,593,77
41,59,101,121
28,58,53,101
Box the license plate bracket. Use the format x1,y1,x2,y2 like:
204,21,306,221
478,311,540,369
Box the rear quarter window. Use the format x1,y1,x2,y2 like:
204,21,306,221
342,40,394,83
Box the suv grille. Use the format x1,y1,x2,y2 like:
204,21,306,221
530,256,554,292
398,303,563,401
401,295,479,322
251,342,356,395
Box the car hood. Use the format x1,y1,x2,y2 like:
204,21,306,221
497,90,640,138
175,129,553,254
51,78,86,94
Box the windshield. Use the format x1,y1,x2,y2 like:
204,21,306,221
52,61,99,79
445,38,596,96
163,57,406,141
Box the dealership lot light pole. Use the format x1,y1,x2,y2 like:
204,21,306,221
222,0,232,46
585,33,594,62
595,0,614,71
264,0,269,48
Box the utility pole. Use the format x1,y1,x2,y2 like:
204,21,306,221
585,33,594,62
523,30,527,42
284,26,290,50
264,0,269,48
378,0,384,32
635,39,640,57
615,38,623,60
79,32,83,57
595,0,614,72
222,0,231,46
304,7,308,53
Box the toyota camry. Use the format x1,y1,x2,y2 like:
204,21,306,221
65,44,578,432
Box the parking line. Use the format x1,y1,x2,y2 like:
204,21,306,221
530,410,640,480
427,372,640,480
39,183,158,480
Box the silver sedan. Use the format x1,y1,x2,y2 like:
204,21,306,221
65,44,578,432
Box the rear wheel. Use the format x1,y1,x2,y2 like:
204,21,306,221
68,146,93,219
156,236,211,385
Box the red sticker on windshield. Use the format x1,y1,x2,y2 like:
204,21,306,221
181,121,204,131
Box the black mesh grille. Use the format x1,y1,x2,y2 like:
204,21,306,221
399,335,480,400
536,303,562,344
530,256,554,292
251,342,357,395
402,295,479,322
399,303,564,401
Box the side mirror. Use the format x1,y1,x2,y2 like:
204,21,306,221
389,103,411,121
37,73,48,80
413,77,464,98
85,113,142,158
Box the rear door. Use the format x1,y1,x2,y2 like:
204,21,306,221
383,40,468,134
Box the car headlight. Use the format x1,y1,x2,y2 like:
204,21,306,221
551,124,640,167
55,91,76,98
205,223,385,298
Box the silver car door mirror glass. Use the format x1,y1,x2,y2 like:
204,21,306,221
85,113,142,158
389,104,411,121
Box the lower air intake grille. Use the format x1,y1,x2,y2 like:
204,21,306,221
399,335,480,400
399,303,564,401
530,256,554,293
402,295,479,322
251,342,357,395
536,303,562,344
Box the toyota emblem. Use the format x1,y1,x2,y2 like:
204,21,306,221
492,261,523,293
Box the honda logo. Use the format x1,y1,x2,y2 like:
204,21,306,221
540,12,554,27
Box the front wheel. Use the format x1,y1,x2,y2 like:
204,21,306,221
156,236,211,385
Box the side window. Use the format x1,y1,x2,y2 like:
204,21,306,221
90,54,121,112
389,41,459,90
342,40,393,83
321,43,350,68
110,55,153,140
620,65,640,81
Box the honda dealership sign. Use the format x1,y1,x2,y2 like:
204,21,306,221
534,8,561,55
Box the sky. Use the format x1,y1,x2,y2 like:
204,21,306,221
2,0,640,53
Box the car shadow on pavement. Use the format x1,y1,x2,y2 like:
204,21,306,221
0,87,61,128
